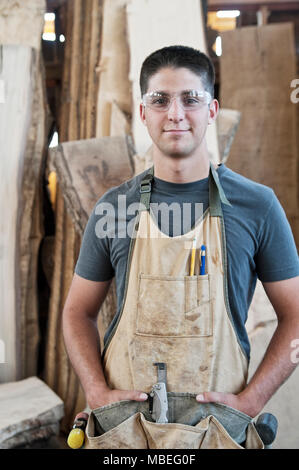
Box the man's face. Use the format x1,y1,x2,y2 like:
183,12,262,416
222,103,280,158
140,67,218,159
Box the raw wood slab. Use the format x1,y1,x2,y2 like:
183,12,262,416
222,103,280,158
0,45,47,382
0,376,64,449
0,0,47,383
95,0,131,138
48,135,135,235
0,0,45,50
220,23,298,226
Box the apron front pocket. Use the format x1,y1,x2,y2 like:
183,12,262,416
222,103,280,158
85,411,148,449
136,273,212,337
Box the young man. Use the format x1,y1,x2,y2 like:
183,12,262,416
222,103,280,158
63,46,299,448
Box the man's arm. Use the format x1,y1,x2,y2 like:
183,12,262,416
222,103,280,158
196,276,299,417
62,273,148,409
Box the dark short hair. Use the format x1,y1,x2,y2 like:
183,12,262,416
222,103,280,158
139,45,215,98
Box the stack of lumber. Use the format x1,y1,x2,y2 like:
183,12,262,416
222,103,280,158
0,0,48,382
43,0,136,431
43,0,102,431
0,377,64,449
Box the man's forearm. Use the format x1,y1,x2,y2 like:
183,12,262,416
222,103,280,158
240,316,299,416
62,310,109,402
196,315,299,416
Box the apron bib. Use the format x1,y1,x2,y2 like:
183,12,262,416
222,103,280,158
85,164,263,449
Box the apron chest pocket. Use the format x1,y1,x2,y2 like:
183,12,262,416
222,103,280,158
136,273,212,337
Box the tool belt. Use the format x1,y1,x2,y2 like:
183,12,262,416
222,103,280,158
85,363,277,449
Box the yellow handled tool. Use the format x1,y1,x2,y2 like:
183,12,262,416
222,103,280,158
67,412,89,449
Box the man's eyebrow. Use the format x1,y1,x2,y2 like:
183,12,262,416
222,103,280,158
148,89,197,94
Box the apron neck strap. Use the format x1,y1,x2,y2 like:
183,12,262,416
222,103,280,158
139,166,154,211
139,163,231,216
209,163,231,216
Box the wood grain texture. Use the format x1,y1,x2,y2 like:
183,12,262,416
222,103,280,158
49,136,135,235
220,24,298,233
95,0,131,138
0,0,46,384
0,376,63,449
0,0,45,50
0,46,48,383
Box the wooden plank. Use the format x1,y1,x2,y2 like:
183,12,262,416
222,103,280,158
0,46,44,383
126,0,220,163
0,377,64,449
56,212,77,432
0,1,46,385
79,0,92,139
110,100,130,137
0,0,46,50
19,54,49,379
68,0,83,140
220,24,298,229
49,136,134,235
95,0,131,138
216,108,241,163
59,0,74,142
85,0,102,138
44,184,66,390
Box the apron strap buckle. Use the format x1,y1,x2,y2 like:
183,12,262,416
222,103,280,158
140,181,152,193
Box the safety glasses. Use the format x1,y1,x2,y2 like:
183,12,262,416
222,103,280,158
142,90,212,112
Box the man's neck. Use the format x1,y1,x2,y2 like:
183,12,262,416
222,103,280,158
152,149,216,184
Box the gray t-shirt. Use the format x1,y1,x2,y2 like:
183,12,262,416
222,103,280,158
75,164,299,359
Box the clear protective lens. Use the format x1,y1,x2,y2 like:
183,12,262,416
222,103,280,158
142,90,211,111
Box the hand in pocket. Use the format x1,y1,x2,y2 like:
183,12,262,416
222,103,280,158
195,391,258,418
88,387,148,410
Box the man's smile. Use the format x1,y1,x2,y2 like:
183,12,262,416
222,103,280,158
163,129,191,133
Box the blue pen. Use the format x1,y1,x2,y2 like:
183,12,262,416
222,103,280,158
200,245,206,275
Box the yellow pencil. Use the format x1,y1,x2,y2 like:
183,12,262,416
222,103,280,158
189,237,196,276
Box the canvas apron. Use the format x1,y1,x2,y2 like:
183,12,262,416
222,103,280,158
85,164,264,449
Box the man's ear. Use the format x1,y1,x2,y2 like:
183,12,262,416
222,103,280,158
208,99,219,125
140,103,147,126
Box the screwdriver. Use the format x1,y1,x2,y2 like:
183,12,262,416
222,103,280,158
67,411,89,449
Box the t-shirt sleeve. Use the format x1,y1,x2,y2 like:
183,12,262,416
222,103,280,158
74,206,115,282
255,191,299,282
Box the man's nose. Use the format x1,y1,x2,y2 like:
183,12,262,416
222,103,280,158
167,97,185,121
